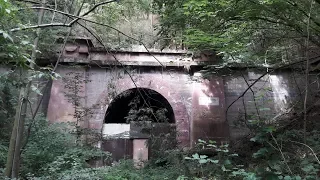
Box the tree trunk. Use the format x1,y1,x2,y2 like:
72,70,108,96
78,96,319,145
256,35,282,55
4,0,46,178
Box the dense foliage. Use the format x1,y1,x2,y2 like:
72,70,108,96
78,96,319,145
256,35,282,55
0,0,320,179
0,74,17,168
153,0,320,64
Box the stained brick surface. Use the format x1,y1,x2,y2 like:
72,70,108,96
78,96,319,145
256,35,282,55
46,65,311,147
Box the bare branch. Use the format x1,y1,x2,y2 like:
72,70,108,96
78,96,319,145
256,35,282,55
270,132,293,175
69,0,118,25
289,140,320,164
9,23,69,32
81,0,118,17
240,71,261,121
7,0,118,32
225,58,316,120
50,0,57,23
303,0,313,143
13,6,166,67
13,0,53,7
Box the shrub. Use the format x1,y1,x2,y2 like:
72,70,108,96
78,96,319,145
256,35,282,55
21,117,109,179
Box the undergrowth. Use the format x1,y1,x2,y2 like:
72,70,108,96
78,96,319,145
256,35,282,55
0,114,318,180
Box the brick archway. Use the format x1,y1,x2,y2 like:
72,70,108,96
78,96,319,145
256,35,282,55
92,72,190,148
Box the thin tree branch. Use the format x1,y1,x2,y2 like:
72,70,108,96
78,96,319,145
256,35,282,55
242,97,248,127
27,99,34,117
13,0,53,7
9,0,118,32
80,0,118,17
225,58,319,121
289,140,320,164
303,0,313,143
240,71,261,121
285,0,320,29
270,132,293,175
13,6,166,67
50,0,57,23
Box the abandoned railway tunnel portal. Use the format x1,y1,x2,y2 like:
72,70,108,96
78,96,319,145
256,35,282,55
45,39,302,163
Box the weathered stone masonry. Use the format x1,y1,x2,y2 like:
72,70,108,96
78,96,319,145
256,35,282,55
43,40,310,157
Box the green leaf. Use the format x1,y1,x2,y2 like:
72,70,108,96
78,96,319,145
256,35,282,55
284,176,291,180
222,149,229,153
253,147,268,158
200,155,208,159
293,176,301,180
264,173,279,180
31,85,42,95
192,153,200,159
0,30,13,42
301,164,315,173
209,159,219,164
21,40,29,45
229,153,239,157
224,159,232,165
207,144,217,148
198,159,207,164
222,144,229,148
248,120,259,125
264,126,276,133
221,165,228,172
250,137,257,142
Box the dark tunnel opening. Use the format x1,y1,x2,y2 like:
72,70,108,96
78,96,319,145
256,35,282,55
104,88,175,124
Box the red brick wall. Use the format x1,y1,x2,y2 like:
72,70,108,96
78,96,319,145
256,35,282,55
47,66,307,148
191,77,229,146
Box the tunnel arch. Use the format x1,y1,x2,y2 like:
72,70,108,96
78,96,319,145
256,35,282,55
104,88,175,124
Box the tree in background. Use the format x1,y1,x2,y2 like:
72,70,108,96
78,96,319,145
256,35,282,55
153,0,319,64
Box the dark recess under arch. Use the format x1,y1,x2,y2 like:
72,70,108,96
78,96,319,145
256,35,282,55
104,88,175,124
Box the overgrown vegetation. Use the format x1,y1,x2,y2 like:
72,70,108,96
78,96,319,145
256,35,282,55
153,0,320,65
1,0,320,179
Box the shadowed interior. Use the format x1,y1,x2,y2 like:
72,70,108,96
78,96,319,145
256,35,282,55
104,88,175,124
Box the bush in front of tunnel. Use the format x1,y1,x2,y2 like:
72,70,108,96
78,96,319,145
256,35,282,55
247,127,320,180
102,159,185,180
30,148,110,180
25,167,109,180
183,139,256,180
20,116,110,179
20,116,75,178
102,160,142,180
